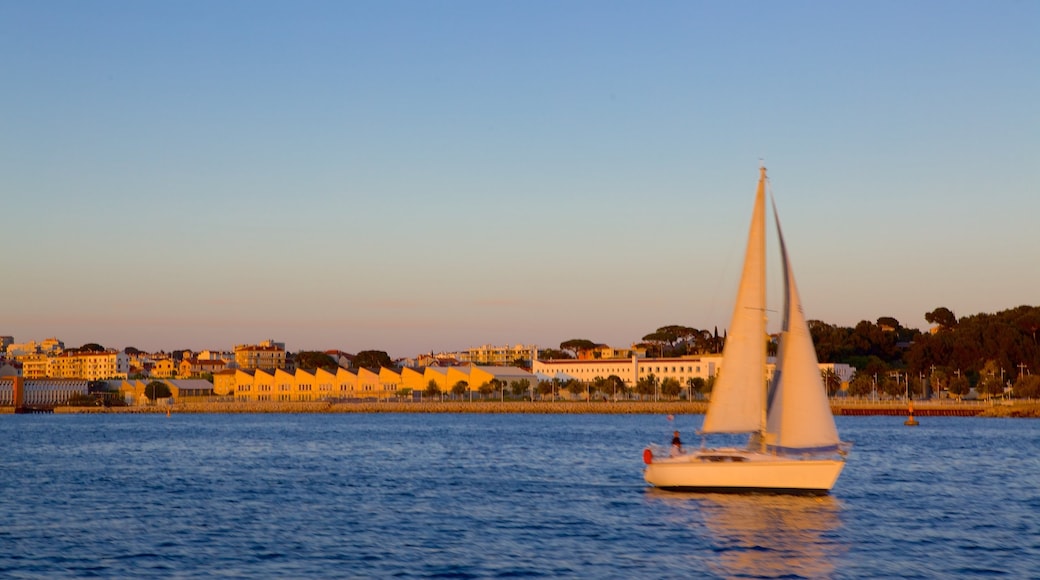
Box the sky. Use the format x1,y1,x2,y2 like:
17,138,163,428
1,1,1037,358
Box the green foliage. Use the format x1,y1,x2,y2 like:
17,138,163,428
424,379,441,398
395,387,413,398
539,348,573,360
78,343,106,353
821,369,842,396
536,380,554,398
559,339,598,358
906,306,1040,390
354,350,393,369
948,376,971,398
660,377,682,399
454,381,470,397
925,307,958,329
295,351,337,370
509,379,530,397
1013,375,1040,398
848,374,874,397
565,379,584,398
635,374,658,399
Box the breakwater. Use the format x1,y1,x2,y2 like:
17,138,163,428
9,399,1033,417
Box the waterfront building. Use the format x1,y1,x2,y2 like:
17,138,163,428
178,358,227,377
212,369,236,396
20,354,49,379
0,378,88,406
468,366,537,394
400,367,427,393
425,344,537,367
6,341,39,358
234,340,287,371
423,367,450,392
117,379,214,404
356,367,381,396
76,350,130,380
532,355,855,398
40,338,64,354
152,358,176,378
379,367,403,394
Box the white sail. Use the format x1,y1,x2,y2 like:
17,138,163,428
766,200,841,452
643,166,846,494
702,168,768,434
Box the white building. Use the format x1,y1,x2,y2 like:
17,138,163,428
533,355,855,394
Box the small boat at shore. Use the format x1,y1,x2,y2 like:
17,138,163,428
643,166,848,495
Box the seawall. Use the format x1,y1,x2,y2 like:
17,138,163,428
5,399,1032,417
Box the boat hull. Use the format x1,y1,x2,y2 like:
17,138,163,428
644,450,844,495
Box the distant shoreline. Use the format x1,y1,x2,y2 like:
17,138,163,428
5,400,1038,418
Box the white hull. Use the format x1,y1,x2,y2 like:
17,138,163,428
644,449,844,495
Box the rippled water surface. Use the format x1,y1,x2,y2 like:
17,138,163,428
1,414,1038,578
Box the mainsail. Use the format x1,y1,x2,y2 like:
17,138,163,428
701,167,768,434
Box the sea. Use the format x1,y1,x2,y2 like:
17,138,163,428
1,413,1037,579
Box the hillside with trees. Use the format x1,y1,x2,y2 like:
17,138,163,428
591,305,1040,398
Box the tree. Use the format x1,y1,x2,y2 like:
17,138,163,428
929,369,949,397
978,360,1006,397
79,343,106,353
560,339,598,358
424,379,441,399
396,387,413,398
925,307,958,330
478,380,494,397
565,379,585,399
703,375,716,396
453,381,470,398
510,379,531,398
635,374,657,400
145,381,171,401
1013,375,1040,398
1016,310,1040,346
295,351,337,370
642,326,698,357
539,348,573,360
536,380,554,399
354,350,393,369
689,377,707,399
877,316,900,330
879,374,903,398
821,369,843,396
660,377,682,399
848,374,874,398
948,375,971,399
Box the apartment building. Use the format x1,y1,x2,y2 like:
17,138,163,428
234,340,286,371
426,344,537,366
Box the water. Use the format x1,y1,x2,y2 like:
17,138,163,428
1,414,1038,579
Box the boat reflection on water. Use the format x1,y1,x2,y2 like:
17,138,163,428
646,489,845,578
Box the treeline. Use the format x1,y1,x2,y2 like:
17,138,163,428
560,306,1040,399
811,305,1040,398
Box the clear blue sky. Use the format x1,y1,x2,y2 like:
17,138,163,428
2,1,1037,358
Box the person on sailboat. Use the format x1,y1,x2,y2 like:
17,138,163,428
670,431,683,456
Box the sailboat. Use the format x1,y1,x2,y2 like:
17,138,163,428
643,166,847,495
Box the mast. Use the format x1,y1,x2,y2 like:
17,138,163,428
758,165,769,447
